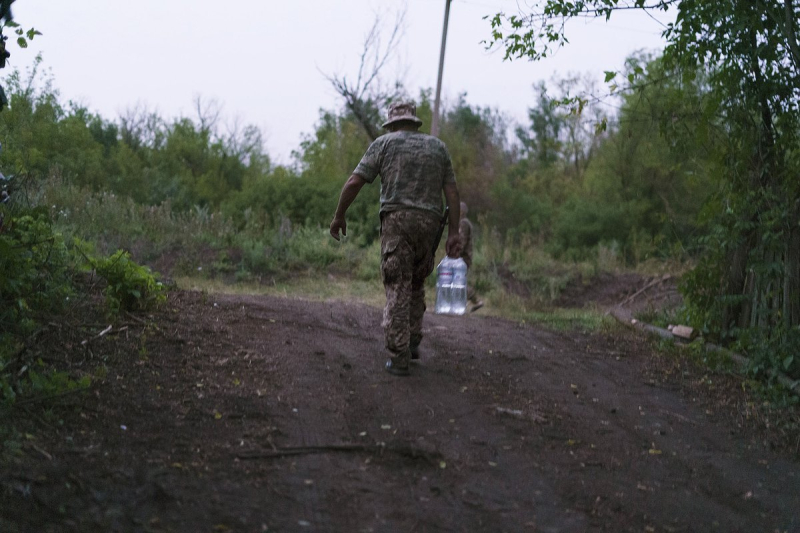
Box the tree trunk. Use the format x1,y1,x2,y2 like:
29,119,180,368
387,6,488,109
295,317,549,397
728,235,752,330
786,200,800,328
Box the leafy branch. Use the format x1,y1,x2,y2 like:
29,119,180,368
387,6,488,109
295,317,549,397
3,20,42,49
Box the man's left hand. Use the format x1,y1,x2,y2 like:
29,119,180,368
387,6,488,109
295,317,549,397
445,234,461,258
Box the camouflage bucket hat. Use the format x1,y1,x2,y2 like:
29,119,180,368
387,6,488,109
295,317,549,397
382,102,423,128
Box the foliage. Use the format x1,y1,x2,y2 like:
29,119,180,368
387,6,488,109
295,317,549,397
0,64,270,210
736,325,800,381
552,56,719,260
3,48,766,384
438,93,510,215
0,207,73,349
92,250,166,314
1,364,90,406
485,0,800,382
2,15,42,50
0,205,86,405
0,207,155,406
1,55,719,262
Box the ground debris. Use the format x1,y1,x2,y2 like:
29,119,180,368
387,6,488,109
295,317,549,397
236,442,443,465
494,406,547,423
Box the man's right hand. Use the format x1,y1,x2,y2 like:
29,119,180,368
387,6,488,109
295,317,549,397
330,216,347,241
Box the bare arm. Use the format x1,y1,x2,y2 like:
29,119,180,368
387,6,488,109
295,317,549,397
443,182,461,257
330,173,367,240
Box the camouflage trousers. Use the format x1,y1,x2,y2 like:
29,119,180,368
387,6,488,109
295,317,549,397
461,252,479,304
380,209,440,363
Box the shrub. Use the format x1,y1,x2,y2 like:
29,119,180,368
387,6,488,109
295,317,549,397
93,250,166,313
0,207,74,353
0,207,84,405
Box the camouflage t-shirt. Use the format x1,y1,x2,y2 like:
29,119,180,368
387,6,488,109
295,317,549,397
353,130,456,216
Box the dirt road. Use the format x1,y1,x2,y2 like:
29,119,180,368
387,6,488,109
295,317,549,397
2,290,799,532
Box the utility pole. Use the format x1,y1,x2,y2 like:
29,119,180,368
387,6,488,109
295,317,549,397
431,0,451,138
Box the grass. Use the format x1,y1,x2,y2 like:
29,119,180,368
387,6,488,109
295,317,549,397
174,275,387,308
636,306,684,330
515,308,616,333
175,271,617,334
44,179,666,336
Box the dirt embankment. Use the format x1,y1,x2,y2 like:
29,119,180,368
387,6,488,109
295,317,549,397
1,279,798,532
556,272,681,315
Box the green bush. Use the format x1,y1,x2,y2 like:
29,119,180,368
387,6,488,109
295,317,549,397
94,250,166,313
0,207,88,405
735,326,800,381
2,364,91,406
0,207,74,353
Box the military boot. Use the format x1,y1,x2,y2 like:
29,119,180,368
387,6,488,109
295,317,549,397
385,350,411,376
410,342,421,361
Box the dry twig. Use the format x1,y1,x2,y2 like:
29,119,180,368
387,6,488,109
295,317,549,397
237,442,442,464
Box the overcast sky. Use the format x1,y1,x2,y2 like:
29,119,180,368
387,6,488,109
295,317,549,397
9,0,672,163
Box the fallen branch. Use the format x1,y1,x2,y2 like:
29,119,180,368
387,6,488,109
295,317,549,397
2,326,48,373
236,443,442,464
20,406,57,430
608,306,673,340
704,342,799,395
124,311,151,326
82,324,114,346
607,307,800,398
620,275,672,307
3,386,92,409
28,443,53,461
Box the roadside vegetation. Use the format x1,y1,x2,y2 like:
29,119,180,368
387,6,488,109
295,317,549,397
487,0,800,395
2,26,798,414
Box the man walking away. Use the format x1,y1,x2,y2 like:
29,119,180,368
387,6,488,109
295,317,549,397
330,102,461,376
459,201,483,312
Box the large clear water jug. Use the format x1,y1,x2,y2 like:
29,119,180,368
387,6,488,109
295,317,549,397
434,256,454,314
450,257,468,315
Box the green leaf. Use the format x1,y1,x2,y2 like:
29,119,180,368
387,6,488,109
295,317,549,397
17,37,27,48
603,70,617,83
783,355,794,370
594,118,608,134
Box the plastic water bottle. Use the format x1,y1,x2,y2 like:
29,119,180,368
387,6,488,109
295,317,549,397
435,256,454,314
450,257,468,315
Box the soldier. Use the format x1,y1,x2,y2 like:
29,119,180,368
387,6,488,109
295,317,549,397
330,102,461,376
459,201,483,312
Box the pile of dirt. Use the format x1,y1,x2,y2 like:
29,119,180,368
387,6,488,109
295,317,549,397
556,272,682,314
2,288,798,532
495,264,532,299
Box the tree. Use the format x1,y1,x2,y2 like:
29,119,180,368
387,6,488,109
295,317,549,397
552,54,720,260
487,1,800,376
518,81,563,169
438,94,510,215
290,109,380,244
323,10,407,142
512,74,608,206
